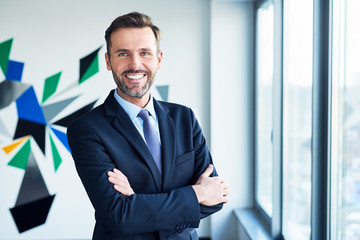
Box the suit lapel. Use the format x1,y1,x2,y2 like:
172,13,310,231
154,100,176,191
104,91,162,192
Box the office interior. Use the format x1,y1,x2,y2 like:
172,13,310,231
0,0,359,239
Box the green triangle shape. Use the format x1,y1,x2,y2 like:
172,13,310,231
0,38,13,76
79,54,98,84
42,72,61,103
49,133,62,172
7,138,31,170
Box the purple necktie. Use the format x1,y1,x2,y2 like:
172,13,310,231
138,109,162,174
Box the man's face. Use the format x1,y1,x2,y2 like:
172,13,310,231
105,27,163,101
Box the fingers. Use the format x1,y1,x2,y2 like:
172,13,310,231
201,164,214,177
218,179,229,201
222,185,229,197
107,168,134,196
113,168,127,177
114,184,134,196
194,172,230,206
215,177,229,204
107,169,125,184
213,176,225,183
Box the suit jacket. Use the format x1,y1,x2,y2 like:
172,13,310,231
67,90,223,240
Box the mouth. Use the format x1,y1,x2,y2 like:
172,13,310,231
125,73,146,80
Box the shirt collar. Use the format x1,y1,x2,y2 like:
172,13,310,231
113,89,157,121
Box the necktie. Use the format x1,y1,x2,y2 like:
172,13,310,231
138,109,162,174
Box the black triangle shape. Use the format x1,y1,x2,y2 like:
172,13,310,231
14,119,46,154
10,195,55,233
53,100,97,128
79,47,101,81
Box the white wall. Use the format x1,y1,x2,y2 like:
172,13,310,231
210,1,255,239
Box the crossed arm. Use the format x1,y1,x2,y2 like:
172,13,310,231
68,106,229,234
107,164,229,206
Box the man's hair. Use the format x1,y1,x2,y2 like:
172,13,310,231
105,12,161,55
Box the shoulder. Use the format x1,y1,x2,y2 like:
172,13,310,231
156,100,195,116
155,100,197,125
157,100,190,112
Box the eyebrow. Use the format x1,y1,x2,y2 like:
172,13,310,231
114,49,129,54
114,48,154,54
140,48,152,52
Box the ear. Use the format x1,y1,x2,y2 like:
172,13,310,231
105,52,112,71
157,51,163,70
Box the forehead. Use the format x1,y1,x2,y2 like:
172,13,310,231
109,27,157,52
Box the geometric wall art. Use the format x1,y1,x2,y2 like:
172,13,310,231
0,38,101,233
0,36,170,238
156,85,170,102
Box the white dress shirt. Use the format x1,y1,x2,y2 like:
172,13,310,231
113,90,162,145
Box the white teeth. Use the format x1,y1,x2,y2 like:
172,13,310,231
126,74,145,80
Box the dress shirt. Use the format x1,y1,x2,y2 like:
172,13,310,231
113,90,161,145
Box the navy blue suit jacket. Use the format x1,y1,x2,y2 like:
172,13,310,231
67,90,222,239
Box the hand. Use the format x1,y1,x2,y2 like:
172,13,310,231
107,168,135,196
192,164,229,206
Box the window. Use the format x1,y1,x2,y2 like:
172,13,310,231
331,0,360,239
255,0,274,218
282,0,313,239
252,0,360,239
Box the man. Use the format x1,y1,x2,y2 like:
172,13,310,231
67,12,228,240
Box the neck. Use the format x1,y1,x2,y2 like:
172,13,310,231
116,88,150,108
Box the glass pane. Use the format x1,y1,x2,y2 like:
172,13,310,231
255,1,274,217
282,0,313,239
331,0,360,239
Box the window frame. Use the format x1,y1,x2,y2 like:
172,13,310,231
254,0,283,238
311,0,331,239
253,0,332,239
254,0,273,229
254,0,274,224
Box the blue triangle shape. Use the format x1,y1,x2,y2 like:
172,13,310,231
6,60,24,82
50,127,70,152
16,86,46,125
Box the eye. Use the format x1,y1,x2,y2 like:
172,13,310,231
118,52,127,57
140,52,150,56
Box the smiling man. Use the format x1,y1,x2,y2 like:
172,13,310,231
106,26,161,105
67,12,228,240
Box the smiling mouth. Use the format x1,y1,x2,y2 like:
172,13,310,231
125,73,146,80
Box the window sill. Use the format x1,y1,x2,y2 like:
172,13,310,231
234,208,271,240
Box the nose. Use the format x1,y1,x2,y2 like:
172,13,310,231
128,54,142,69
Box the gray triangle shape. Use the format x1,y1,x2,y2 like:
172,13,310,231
15,151,50,206
42,96,79,122
0,80,30,110
156,85,169,102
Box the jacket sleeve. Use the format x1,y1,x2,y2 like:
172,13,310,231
189,109,224,219
67,120,201,235
186,109,223,218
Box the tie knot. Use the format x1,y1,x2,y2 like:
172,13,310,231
138,109,150,121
